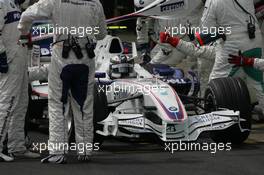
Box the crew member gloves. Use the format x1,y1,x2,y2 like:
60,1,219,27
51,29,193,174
159,32,180,47
0,52,8,73
228,53,255,67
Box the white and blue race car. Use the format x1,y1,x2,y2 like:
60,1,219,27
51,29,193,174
28,30,252,145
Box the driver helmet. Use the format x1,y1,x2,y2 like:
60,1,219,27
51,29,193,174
109,55,137,79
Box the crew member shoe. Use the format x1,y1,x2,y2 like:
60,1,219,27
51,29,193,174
10,150,40,159
41,155,67,164
77,153,92,162
0,153,14,162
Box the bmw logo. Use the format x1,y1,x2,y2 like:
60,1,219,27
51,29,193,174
169,106,178,112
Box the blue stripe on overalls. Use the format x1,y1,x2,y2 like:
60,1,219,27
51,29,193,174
4,11,21,24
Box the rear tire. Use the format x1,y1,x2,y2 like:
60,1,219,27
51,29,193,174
204,77,251,144
93,84,109,146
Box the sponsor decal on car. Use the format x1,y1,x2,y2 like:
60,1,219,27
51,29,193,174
40,45,52,57
166,124,179,133
119,118,145,128
193,114,221,123
160,0,185,12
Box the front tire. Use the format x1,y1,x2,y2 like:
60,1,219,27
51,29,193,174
204,77,251,144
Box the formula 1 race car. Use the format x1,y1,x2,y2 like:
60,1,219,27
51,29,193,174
27,29,252,145
91,36,252,145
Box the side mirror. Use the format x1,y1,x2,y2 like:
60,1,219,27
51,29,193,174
154,67,175,77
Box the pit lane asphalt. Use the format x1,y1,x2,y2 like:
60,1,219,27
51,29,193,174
1,124,264,175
